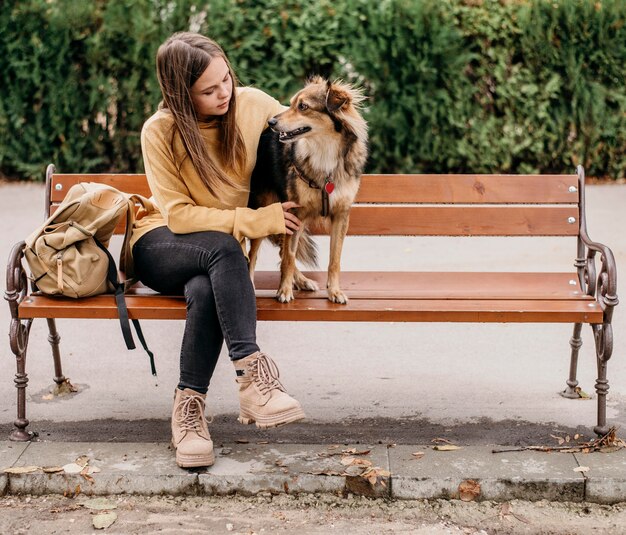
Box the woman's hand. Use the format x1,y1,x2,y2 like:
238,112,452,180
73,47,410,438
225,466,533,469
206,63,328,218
281,202,302,235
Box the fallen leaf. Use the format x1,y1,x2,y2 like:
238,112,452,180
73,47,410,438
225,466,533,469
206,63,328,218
431,437,454,444
459,479,481,502
42,466,64,474
92,512,117,530
550,434,565,445
344,465,365,477
574,386,591,399
573,466,590,473
341,456,356,466
3,466,40,474
80,466,95,484
433,445,461,451
62,463,84,474
308,470,343,476
82,498,118,511
411,452,426,459
360,467,391,487
41,394,54,401
235,438,249,444
342,448,371,456
53,378,78,396
75,456,90,467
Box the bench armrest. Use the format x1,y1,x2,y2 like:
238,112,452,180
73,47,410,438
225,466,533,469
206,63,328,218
5,240,33,357
577,166,618,361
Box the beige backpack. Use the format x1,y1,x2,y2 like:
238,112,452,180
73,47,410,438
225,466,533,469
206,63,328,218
24,182,157,375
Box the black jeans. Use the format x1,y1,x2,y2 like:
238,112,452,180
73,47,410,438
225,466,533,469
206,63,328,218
132,226,259,394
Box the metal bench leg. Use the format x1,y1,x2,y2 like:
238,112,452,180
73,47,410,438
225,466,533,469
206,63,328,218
592,322,613,436
9,319,33,441
5,241,35,441
46,318,66,386
594,354,609,436
561,322,583,398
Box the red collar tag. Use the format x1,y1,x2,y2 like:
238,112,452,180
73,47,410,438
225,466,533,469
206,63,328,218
324,178,335,194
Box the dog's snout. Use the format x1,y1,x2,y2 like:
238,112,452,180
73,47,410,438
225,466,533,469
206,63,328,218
268,117,277,128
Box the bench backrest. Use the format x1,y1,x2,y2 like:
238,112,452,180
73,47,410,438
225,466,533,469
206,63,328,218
46,167,581,237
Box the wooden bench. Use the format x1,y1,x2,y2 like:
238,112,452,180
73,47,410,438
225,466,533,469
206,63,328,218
5,164,618,441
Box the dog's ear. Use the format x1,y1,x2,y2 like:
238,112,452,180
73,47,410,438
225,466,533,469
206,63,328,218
325,80,351,113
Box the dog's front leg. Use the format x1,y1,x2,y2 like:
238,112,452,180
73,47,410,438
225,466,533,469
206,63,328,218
327,211,350,304
276,231,300,303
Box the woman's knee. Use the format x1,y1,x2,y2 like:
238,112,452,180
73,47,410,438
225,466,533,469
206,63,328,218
198,231,246,267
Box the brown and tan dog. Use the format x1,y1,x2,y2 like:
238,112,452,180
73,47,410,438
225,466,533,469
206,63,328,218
248,77,368,304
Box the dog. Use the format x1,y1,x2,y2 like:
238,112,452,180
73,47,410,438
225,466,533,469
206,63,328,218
248,76,368,304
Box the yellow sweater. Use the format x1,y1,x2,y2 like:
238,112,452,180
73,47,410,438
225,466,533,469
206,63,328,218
131,87,286,252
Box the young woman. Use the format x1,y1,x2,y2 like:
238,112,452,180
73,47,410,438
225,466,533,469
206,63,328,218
130,32,305,468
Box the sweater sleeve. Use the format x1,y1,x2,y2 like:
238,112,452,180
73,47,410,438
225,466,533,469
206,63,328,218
141,119,286,241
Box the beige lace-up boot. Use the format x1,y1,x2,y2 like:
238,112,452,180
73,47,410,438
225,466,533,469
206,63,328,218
234,352,305,428
171,388,214,468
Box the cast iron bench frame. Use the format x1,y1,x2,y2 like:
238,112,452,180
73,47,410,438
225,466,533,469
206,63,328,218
5,164,618,441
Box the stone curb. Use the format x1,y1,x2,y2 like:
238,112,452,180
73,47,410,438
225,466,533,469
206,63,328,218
1,441,625,503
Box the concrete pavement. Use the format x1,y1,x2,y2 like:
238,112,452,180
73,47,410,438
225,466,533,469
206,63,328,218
2,439,626,503
1,179,626,503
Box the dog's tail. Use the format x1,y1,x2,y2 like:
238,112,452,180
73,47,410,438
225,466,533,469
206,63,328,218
268,231,318,268
295,230,318,268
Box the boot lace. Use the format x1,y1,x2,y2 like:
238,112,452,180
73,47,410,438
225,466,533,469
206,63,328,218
250,353,286,395
175,393,213,433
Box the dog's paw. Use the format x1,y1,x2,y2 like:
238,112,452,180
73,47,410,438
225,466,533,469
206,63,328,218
276,288,295,303
327,289,349,304
293,274,319,292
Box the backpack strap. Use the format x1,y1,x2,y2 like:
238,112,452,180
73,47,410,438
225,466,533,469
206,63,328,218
94,237,157,377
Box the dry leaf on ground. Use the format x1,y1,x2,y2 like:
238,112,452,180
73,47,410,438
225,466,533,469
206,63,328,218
458,479,481,502
92,511,117,529
411,451,426,459
42,466,64,473
573,466,590,473
433,445,462,451
62,463,84,474
431,438,455,444
3,466,41,474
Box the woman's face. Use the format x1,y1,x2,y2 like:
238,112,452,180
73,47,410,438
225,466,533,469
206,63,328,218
190,56,232,120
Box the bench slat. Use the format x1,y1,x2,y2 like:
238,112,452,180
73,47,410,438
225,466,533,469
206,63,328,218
18,294,602,323
335,206,579,236
50,174,152,201
356,174,579,204
50,173,579,205
252,271,587,300
49,204,580,237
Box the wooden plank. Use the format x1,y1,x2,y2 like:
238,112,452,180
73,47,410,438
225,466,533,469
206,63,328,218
50,174,151,202
329,206,580,236
252,272,588,300
49,204,580,237
18,294,602,323
256,298,602,323
50,173,580,205
355,174,579,204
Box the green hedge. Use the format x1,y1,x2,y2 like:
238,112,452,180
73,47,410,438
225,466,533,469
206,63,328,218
1,0,624,180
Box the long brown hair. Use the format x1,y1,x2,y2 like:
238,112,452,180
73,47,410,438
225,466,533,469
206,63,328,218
156,32,246,197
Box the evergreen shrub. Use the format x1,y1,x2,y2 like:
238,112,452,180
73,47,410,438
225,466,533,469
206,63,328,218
0,0,624,180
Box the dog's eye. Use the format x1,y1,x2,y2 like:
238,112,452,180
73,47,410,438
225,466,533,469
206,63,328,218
298,102,309,111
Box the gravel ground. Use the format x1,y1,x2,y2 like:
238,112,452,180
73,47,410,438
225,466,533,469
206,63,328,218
1,494,625,534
